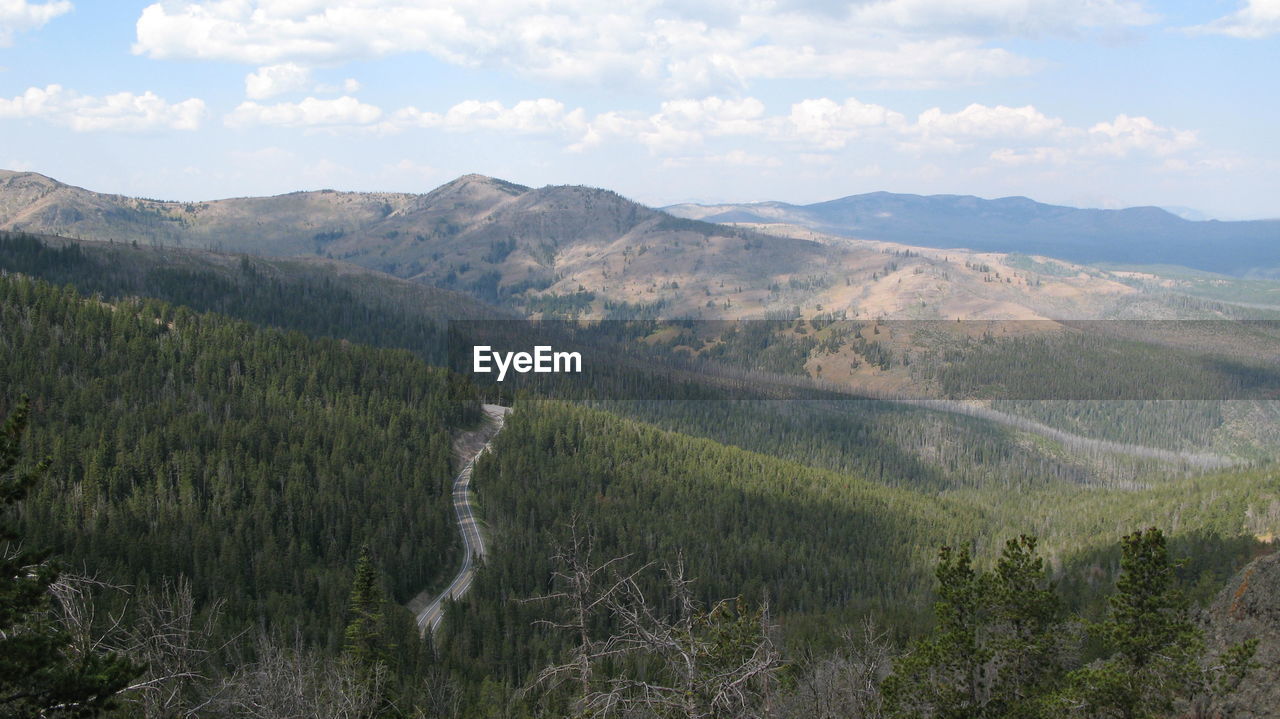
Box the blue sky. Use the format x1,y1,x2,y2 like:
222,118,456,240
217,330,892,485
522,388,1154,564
0,1,1276,219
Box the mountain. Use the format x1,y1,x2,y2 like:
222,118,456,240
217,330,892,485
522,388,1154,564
664,191,1280,276
0,170,811,307
0,170,1204,322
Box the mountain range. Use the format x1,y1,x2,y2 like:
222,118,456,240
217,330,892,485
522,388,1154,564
0,169,1251,323
665,192,1279,276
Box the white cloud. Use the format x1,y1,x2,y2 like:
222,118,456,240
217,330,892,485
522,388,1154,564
245,63,312,99
657,97,767,136
917,103,1065,140
225,96,383,128
211,90,1204,180
1086,114,1197,157
1187,0,1280,38
989,146,1072,166
132,1,1152,92
785,97,906,148
0,84,205,131
846,0,1155,36
663,150,782,168
385,99,587,137
572,97,770,153
0,0,71,46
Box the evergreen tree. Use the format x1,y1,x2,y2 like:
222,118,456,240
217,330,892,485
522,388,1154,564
883,536,1066,719
987,535,1066,719
0,398,138,717
883,544,993,719
343,545,390,669
1060,527,1202,719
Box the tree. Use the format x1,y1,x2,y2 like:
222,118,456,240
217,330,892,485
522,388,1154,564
775,620,893,719
1060,527,1203,719
343,545,392,670
882,544,992,719
987,535,1070,718
0,397,138,716
528,533,781,719
883,536,1069,719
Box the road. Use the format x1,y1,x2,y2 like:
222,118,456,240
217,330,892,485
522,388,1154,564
413,403,510,637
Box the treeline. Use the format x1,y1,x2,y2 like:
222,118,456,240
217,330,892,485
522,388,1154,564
423,400,1275,714
914,327,1280,402
0,273,478,651
0,231,471,363
594,398,1203,491
433,400,983,689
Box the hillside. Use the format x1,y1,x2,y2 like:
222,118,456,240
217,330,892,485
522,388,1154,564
2,207,1277,717
0,272,479,652
1203,550,1280,717
435,400,1278,699
665,191,1280,276
0,231,508,363
0,169,1225,322
7,228,1277,463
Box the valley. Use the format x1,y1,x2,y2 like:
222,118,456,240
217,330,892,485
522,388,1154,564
0,171,1276,717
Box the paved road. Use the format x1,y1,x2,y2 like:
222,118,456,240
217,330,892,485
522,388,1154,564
415,404,510,636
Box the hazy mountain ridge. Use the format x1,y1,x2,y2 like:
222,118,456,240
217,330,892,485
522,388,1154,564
4,170,1278,327
665,191,1280,276
0,170,1190,322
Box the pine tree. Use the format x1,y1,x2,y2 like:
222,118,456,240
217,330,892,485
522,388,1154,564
883,536,1067,719
0,397,138,716
883,544,993,719
1061,527,1203,719
343,545,390,669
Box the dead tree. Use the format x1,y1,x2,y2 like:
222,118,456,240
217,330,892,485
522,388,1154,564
526,531,782,719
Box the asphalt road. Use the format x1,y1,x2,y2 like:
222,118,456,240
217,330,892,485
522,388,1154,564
415,404,509,636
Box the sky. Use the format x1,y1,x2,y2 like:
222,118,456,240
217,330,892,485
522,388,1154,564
0,1,1276,219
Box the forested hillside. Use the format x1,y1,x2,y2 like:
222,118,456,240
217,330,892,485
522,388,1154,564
2,229,1277,716
427,400,1277,713
0,231,505,363
0,273,478,650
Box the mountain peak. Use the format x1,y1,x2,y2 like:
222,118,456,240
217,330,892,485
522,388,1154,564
0,170,64,188
435,173,529,196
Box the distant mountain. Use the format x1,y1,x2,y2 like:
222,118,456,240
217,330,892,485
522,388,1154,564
0,169,830,313
664,192,1280,276
1160,205,1215,222
2,169,1272,324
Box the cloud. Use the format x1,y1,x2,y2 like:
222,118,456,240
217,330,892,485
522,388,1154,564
225,96,383,128
0,0,71,46
845,0,1156,36
132,1,1152,92
917,103,1065,140
245,63,312,99
1187,0,1280,38
785,97,906,148
989,146,1072,166
1086,114,1197,157
0,84,206,131
247,64,362,98
579,97,769,152
662,150,782,168
209,89,1204,180
385,98,587,137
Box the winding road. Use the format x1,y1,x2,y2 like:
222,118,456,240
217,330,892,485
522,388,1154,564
411,403,510,637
